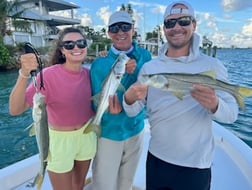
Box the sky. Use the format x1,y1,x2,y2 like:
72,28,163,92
58,0,252,48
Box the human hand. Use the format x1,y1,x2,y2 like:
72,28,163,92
124,83,148,105
19,53,38,77
109,94,122,114
190,84,219,113
99,50,108,57
125,59,136,74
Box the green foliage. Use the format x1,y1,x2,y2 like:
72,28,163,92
88,40,111,56
0,42,11,66
0,0,33,37
12,19,33,34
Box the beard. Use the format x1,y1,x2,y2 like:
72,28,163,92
168,37,192,49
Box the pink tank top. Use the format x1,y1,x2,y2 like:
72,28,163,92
26,64,94,129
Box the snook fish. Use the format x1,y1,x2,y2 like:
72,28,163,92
83,53,130,135
27,92,49,190
139,71,252,111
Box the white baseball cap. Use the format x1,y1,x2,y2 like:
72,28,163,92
163,1,195,19
108,11,133,26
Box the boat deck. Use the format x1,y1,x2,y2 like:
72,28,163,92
1,121,252,190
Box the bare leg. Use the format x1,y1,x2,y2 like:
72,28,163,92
48,170,72,190
72,160,91,190
48,160,91,190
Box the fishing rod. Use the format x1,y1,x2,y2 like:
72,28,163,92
24,42,45,90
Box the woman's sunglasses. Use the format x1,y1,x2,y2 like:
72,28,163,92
108,23,132,33
164,16,193,29
60,39,87,50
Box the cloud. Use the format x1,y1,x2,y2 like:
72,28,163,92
151,4,166,16
229,19,252,48
222,0,252,11
231,33,252,48
203,13,218,32
193,10,252,48
207,23,252,48
241,18,252,36
96,6,111,26
80,13,92,26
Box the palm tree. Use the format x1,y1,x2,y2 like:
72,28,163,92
0,0,33,68
100,27,106,38
0,0,10,36
120,4,134,20
0,0,32,40
120,4,138,39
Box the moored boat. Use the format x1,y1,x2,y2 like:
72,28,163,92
0,121,252,190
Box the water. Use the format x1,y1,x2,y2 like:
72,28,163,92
215,49,252,147
0,49,252,169
0,71,36,169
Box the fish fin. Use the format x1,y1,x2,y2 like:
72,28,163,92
83,119,93,134
172,91,185,100
234,95,245,111
117,83,126,92
85,177,92,185
24,123,33,131
199,70,216,79
83,124,93,133
91,93,101,106
27,173,44,190
34,173,44,190
24,123,35,136
44,155,49,162
29,125,36,137
236,86,252,111
238,86,252,97
83,118,101,136
83,122,100,137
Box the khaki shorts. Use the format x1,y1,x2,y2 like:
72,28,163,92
47,125,97,173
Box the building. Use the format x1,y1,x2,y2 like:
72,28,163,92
139,37,162,56
4,0,81,47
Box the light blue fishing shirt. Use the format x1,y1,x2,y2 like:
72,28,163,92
90,41,151,141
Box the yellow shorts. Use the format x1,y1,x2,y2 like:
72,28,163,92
47,125,97,173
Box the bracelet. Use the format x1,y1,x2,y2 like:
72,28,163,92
19,69,31,79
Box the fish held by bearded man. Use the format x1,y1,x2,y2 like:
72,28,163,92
139,71,252,111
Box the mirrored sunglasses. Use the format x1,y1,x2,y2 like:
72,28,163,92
164,16,193,29
61,39,87,50
108,23,132,33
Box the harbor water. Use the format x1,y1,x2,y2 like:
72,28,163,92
0,48,252,169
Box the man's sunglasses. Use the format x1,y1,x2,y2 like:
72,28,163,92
164,16,193,29
60,39,87,50
108,23,132,33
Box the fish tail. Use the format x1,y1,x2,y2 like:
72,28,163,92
235,86,252,110
28,173,44,190
36,178,43,190
93,124,101,137
83,123,101,136
85,177,92,185
238,86,252,97
83,118,94,134
83,122,94,134
83,120,101,136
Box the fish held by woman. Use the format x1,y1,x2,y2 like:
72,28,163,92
139,71,252,111
26,91,49,190
23,42,48,190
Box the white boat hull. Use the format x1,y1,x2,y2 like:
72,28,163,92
0,121,252,190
